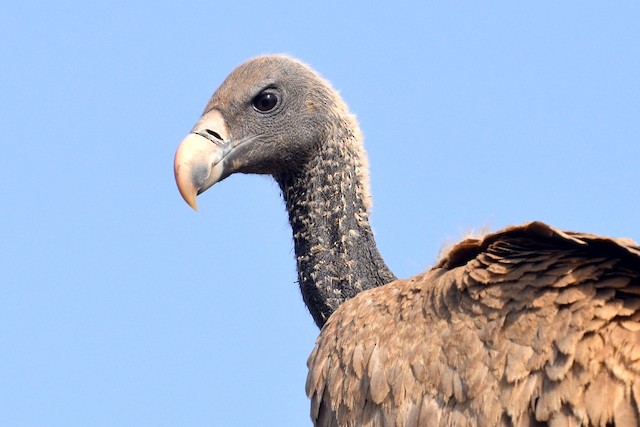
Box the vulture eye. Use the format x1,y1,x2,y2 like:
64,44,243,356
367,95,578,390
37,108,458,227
252,92,278,112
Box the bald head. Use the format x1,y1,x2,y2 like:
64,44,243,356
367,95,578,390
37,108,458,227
174,55,363,210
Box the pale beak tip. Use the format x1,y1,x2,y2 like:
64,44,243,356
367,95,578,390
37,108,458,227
176,180,199,211
183,193,199,212
174,161,200,212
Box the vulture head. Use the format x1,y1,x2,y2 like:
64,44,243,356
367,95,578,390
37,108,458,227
174,55,358,210
174,54,392,327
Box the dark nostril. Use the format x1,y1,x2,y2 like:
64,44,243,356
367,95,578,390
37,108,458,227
205,129,223,140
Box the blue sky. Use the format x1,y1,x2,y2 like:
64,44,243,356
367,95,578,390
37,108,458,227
2,2,639,426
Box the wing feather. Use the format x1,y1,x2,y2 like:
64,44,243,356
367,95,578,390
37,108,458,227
307,222,640,426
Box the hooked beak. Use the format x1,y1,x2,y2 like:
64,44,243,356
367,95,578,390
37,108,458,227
174,109,231,211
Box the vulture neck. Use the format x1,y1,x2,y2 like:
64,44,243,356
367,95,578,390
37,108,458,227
277,121,396,328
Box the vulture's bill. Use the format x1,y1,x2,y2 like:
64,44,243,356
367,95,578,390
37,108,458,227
174,55,640,427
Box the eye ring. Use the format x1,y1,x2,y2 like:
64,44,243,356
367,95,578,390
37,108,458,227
252,91,279,112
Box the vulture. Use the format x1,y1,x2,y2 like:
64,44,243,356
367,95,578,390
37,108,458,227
174,55,640,426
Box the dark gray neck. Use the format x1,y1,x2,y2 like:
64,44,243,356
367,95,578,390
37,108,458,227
276,126,396,328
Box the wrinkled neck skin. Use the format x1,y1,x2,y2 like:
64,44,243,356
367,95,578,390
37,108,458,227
276,121,396,328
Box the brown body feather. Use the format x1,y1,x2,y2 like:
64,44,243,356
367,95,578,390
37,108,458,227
307,222,640,426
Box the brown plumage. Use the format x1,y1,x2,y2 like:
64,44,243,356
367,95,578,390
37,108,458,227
173,55,640,426
308,223,640,426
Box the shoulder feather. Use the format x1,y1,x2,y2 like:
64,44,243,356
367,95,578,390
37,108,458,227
307,221,640,426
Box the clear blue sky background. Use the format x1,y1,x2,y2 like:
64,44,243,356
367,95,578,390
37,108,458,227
2,2,639,426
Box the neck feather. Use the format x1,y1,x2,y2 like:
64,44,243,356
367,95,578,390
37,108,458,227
276,116,396,328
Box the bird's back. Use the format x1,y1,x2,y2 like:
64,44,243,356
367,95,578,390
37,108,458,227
307,222,640,426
